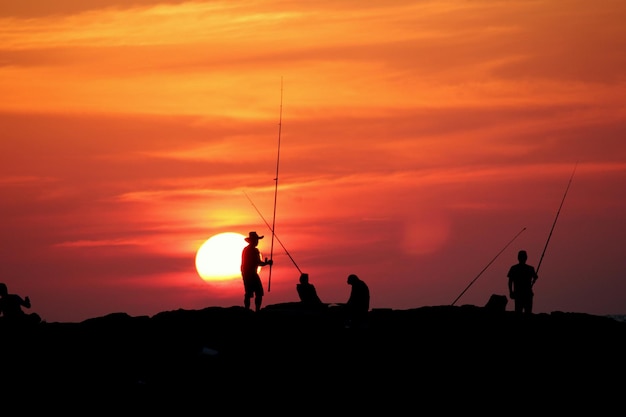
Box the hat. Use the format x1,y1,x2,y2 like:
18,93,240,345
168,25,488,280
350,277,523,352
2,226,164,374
245,231,264,242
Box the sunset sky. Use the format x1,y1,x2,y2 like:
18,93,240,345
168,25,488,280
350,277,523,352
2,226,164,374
2,0,625,323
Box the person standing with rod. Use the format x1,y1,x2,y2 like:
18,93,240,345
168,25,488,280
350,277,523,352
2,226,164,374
241,231,273,312
508,162,577,314
507,249,538,314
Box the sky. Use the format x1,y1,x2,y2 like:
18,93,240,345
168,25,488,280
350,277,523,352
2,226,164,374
1,0,625,323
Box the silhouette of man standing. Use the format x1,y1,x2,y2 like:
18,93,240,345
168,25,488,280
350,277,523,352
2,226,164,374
241,231,272,312
346,274,370,328
507,250,538,314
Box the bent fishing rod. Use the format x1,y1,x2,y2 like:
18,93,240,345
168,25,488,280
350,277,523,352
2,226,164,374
533,162,577,286
451,227,527,306
243,190,302,274
268,77,283,292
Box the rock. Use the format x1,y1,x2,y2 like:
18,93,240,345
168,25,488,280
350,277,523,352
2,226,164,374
0,304,623,413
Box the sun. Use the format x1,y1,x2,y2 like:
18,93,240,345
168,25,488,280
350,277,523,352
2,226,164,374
196,232,247,282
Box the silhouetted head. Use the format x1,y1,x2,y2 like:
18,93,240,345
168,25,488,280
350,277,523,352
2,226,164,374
245,231,264,243
0,282,7,296
518,250,528,263
347,274,359,285
300,273,309,284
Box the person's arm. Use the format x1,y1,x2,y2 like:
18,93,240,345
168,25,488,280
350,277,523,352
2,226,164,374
347,289,355,306
256,249,273,266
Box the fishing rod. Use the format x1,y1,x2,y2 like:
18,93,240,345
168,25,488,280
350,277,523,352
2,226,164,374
268,77,283,292
243,190,302,274
533,162,578,285
451,227,527,306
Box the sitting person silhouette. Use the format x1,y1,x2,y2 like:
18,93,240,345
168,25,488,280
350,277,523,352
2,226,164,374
0,282,42,324
296,273,324,307
345,274,370,328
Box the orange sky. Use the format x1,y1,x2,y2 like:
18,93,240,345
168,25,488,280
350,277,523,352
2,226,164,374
1,0,625,322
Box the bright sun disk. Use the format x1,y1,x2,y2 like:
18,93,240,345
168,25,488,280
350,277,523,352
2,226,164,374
196,232,247,281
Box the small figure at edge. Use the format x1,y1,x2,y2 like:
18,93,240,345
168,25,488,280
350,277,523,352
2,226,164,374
507,250,538,314
0,282,42,324
346,274,370,328
297,273,323,307
241,231,273,312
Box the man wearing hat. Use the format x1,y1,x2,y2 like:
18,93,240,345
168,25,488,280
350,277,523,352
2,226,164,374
241,231,273,311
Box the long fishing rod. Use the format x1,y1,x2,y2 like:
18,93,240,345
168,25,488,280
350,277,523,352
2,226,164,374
268,77,283,292
243,191,302,274
533,162,578,285
451,227,527,306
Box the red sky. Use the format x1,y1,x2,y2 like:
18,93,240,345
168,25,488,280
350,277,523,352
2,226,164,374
1,0,625,323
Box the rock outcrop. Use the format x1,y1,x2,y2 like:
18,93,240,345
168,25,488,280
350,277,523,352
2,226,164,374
1,304,624,414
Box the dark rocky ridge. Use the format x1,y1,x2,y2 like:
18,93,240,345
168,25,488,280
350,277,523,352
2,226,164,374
2,303,625,413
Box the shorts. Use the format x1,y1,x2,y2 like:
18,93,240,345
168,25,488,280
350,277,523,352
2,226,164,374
243,274,264,297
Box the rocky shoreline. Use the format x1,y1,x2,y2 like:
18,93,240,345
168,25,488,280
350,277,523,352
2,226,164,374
2,303,624,413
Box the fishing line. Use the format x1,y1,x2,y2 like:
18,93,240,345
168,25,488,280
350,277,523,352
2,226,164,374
534,162,578,285
268,77,283,292
451,227,527,306
243,190,302,274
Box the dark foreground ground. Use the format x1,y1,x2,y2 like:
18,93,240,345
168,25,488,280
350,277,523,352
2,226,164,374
2,302,625,414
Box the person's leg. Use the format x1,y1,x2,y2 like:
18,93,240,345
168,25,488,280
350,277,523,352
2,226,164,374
244,294,251,309
255,294,262,312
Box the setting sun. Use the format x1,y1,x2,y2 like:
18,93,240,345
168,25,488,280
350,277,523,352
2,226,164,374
196,232,247,281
